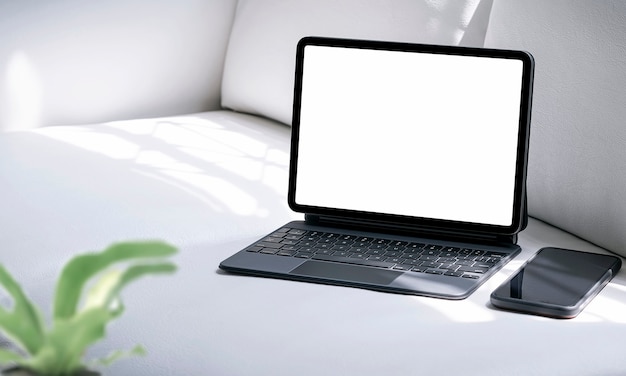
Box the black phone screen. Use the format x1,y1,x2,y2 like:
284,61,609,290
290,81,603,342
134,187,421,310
491,247,621,318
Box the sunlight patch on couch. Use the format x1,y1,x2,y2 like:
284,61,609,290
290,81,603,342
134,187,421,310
32,114,289,218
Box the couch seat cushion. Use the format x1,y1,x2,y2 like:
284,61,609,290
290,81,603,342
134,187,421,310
0,110,624,375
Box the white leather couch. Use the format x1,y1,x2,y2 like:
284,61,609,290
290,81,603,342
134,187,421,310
1,1,626,375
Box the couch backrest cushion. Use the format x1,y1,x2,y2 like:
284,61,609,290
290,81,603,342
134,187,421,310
0,0,237,130
485,0,626,256
221,0,494,126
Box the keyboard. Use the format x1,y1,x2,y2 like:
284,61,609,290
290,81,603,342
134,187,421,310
245,226,507,279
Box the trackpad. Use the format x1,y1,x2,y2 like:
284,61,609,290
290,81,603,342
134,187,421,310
290,260,401,285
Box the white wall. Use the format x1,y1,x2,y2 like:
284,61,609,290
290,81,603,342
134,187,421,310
0,0,237,130
485,0,626,255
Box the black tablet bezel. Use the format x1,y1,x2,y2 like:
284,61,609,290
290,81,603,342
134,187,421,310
288,36,534,238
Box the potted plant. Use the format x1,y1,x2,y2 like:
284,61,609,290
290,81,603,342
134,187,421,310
0,241,177,376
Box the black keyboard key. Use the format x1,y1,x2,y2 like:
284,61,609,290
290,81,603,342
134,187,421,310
422,250,441,257
403,259,422,266
314,243,333,250
474,263,492,269
407,243,426,251
260,248,279,255
469,249,486,256
367,255,385,262
392,264,413,271
439,263,458,270
418,255,439,261
312,254,396,269
440,251,460,258
458,266,489,274
280,239,298,245
349,247,369,254
261,236,282,243
421,261,442,269
277,250,297,256
485,251,506,258
253,227,503,279
383,252,402,259
364,248,385,255
256,242,283,249
423,244,443,252
425,269,445,275
444,271,464,277
315,249,334,256
462,274,480,279
390,240,409,247
284,234,304,241
332,251,350,257
336,240,354,246
368,244,388,250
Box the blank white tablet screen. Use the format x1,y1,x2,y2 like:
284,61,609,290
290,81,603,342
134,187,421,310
294,45,524,226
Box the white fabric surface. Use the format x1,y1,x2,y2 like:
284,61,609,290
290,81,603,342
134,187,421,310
1,111,625,375
0,111,294,262
2,2,626,374
0,0,237,130
221,0,492,126
484,0,626,257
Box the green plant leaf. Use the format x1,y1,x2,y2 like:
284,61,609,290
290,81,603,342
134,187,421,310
37,258,173,374
81,269,123,314
82,263,177,313
88,344,146,368
26,307,115,375
0,347,26,363
0,265,45,357
53,241,177,320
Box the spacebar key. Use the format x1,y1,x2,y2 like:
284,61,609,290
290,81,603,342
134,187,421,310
311,254,396,269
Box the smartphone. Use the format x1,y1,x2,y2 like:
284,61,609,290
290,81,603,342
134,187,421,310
490,247,622,319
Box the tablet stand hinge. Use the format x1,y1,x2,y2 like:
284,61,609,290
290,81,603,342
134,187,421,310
305,214,517,246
